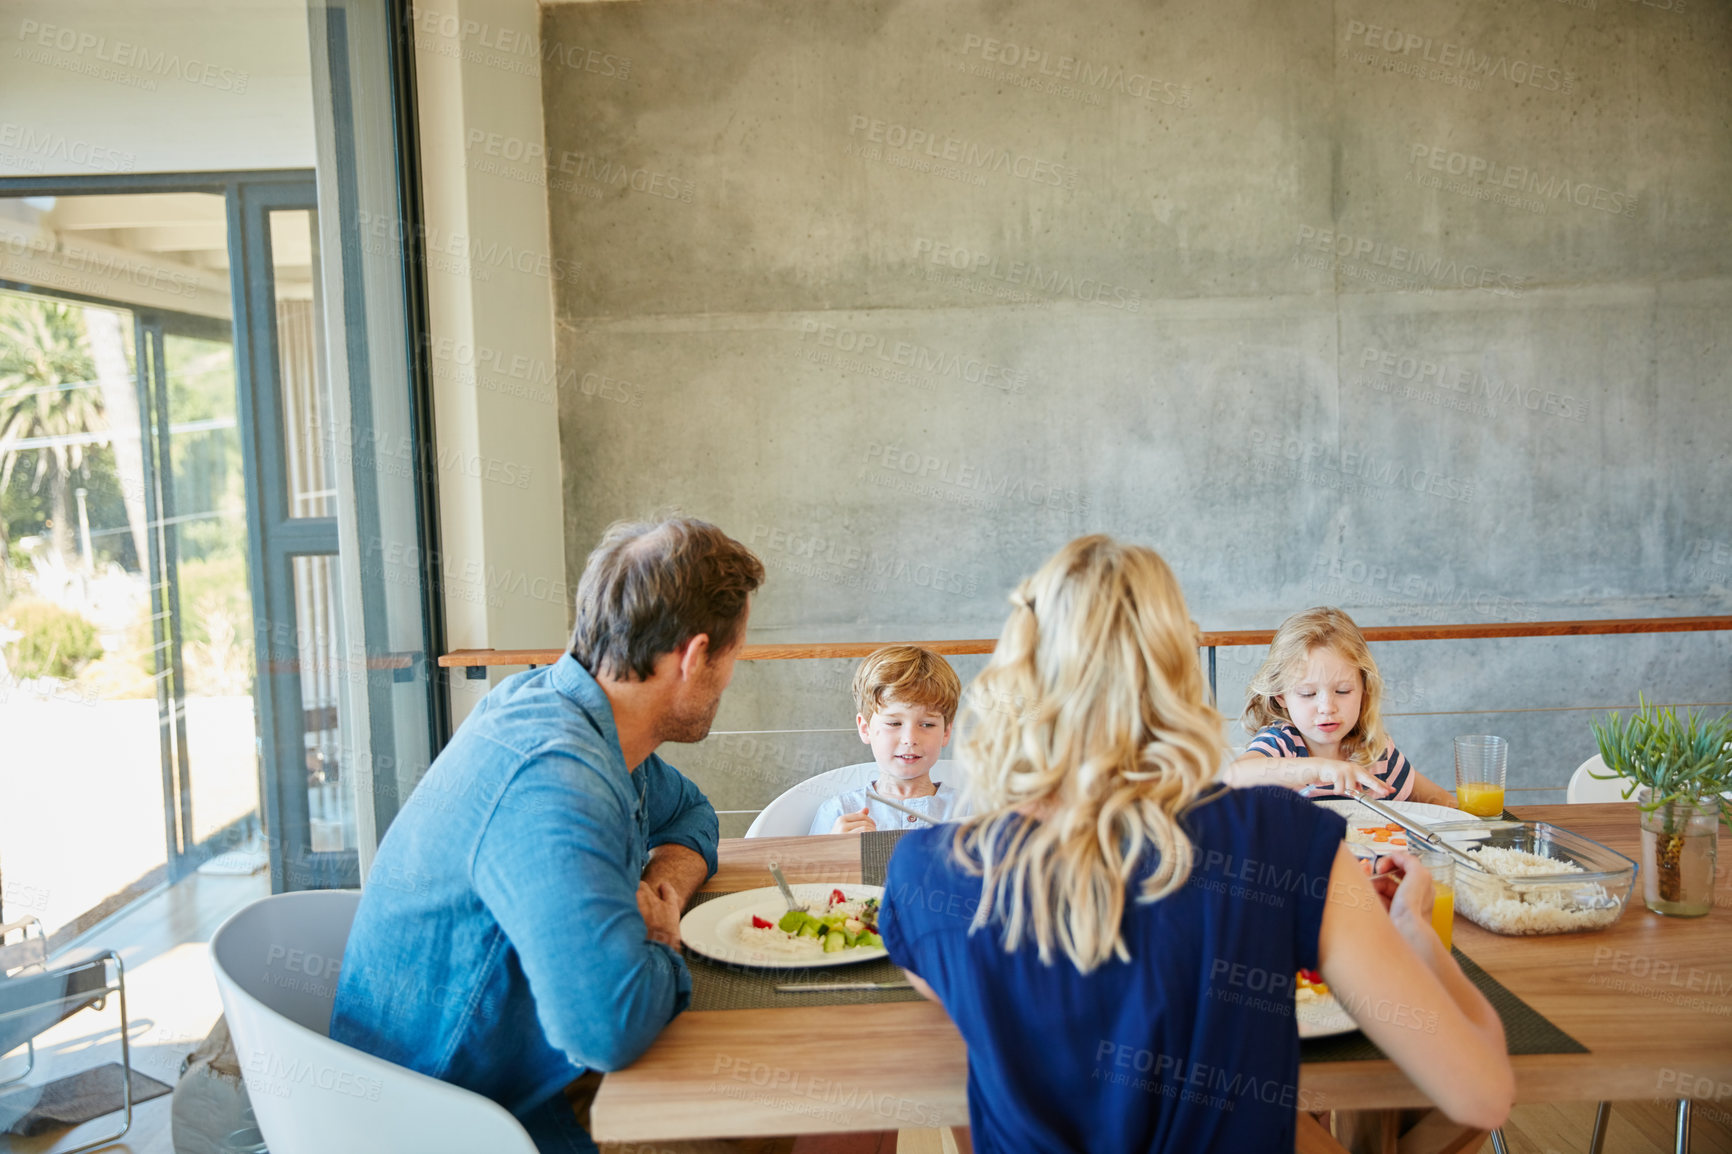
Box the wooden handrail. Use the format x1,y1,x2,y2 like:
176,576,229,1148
435,615,1732,670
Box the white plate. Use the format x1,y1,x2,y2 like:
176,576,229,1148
1318,799,1493,850
680,883,888,970
1296,989,1358,1039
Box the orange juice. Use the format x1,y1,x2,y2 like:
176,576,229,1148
1457,782,1505,817
1430,882,1455,951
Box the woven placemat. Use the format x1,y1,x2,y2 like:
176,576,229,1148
1302,948,1587,1063
682,890,922,1011
860,829,912,886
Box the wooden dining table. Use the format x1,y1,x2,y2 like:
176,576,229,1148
590,803,1732,1152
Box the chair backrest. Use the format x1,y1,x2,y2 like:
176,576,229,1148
209,891,537,1154
745,760,959,837
1567,755,1631,804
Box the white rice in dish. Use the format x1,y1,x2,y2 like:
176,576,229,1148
1454,845,1623,935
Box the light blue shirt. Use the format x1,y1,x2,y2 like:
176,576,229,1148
809,779,959,834
330,655,718,1153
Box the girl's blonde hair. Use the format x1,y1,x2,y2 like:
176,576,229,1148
950,535,1226,974
1242,606,1388,767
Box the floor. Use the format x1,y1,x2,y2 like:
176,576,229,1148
3,870,1728,1154
2,870,268,1154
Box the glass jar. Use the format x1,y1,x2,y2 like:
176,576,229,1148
1637,787,1721,917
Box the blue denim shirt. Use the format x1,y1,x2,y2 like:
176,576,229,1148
330,655,719,1152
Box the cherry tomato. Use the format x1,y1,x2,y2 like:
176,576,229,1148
751,916,774,929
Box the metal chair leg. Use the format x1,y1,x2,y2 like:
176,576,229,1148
0,1037,36,1086
57,953,131,1154
1675,1098,1690,1154
1587,1101,1611,1154
1490,1127,1510,1154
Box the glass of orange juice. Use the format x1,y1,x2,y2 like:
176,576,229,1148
1453,734,1508,818
1414,845,1455,951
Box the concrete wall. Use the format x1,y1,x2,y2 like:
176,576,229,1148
536,0,1732,831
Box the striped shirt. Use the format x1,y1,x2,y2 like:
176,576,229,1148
1245,722,1416,802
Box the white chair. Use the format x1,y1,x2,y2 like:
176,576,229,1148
745,761,960,837
1567,755,1631,804
209,891,537,1154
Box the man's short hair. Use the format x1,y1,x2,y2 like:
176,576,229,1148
852,644,962,725
569,517,765,681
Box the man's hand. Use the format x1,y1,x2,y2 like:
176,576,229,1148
637,880,683,949
831,806,877,835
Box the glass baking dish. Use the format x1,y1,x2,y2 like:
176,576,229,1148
1427,820,1638,936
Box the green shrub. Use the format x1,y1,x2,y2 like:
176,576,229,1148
1,598,102,679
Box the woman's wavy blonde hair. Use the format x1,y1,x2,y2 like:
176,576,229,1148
949,535,1227,974
1241,606,1388,767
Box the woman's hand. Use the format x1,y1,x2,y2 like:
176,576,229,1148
1364,849,1436,944
1310,758,1393,797
831,806,877,835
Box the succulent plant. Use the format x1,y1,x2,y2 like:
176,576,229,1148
1592,696,1732,824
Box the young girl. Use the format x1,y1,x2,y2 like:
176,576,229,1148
1226,606,1454,804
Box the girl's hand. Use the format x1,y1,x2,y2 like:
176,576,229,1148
1312,759,1393,797
831,806,877,835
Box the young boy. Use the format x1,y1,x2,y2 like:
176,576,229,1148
809,644,962,834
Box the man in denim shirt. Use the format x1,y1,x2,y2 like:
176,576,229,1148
332,517,766,1152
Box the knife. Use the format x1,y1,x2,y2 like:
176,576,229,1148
776,979,912,992
864,789,938,825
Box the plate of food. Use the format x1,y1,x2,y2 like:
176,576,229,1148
1316,799,1483,855
1295,969,1358,1039
681,883,888,969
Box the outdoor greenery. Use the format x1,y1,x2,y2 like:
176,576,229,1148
0,295,107,563
1,597,102,679
1592,697,1732,823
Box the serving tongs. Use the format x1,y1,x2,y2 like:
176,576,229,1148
1344,788,1483,873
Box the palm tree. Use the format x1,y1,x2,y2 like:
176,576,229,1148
0,296,107,565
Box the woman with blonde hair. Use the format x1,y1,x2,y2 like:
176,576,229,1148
879,537,1510,1152
1225,606,1454,805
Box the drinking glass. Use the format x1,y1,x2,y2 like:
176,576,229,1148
1413,844,1455,951
1453,735,1509,818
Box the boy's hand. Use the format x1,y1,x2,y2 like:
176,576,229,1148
831,806,877,835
